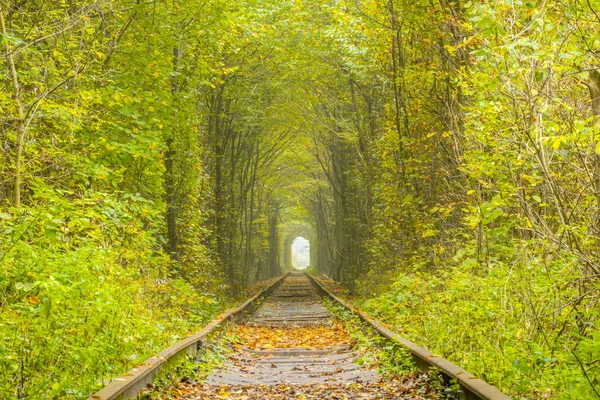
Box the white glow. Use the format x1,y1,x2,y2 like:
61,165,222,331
291,237,310,270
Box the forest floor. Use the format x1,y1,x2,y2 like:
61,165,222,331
140,273,443,399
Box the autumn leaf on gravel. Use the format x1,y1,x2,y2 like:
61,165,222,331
234,323,354,350
169,373,442,400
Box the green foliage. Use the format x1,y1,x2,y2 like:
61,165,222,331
324,299,414,378
0,199,223,399
0,1,229,398
138,327,240,399
3,0,600,399
359,260,599,398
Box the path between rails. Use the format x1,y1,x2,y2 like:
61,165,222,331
161,271,439,399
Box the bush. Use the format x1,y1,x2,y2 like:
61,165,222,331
0,192,224,399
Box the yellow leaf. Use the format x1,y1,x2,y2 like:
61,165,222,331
552,138,561,150
595,141,600,154
96,51,104,60
28,296,40,305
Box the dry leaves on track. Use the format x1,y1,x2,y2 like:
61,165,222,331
234,323,354,350
166,371,440,399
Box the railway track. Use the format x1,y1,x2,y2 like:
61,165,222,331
204,273,380,387
90,272,511,400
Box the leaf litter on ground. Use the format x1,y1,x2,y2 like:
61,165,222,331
141,318,445,399
158,371,441,399
233,322,354,350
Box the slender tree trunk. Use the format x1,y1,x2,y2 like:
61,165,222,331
331,136,347,282
1,8,26,208
164,136,180,260
312,194,332,276
210,81,236,286
588,70,600,243
283,235,293,271
388,0,407,175
246,141,259,282
588,70,600,115
267,206,280,277
164,45,182,261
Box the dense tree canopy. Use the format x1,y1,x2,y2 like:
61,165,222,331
1,0,600,398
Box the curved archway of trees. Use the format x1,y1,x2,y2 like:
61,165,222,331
2,0,600,398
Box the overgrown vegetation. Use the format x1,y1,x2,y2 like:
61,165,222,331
138,327,240,400
2,0,600,398
323,297,415,379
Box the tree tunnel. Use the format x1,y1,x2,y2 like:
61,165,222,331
280,222,315,272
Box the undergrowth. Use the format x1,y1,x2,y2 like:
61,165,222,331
322,298,415,378
138,325,240,399
0,204,228,400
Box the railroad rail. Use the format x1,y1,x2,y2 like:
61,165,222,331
89,271,511,400
307,274,512,400
88,273,288,400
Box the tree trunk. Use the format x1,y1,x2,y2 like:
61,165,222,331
589,70,600,115
164,136,180,261
267,207,280,277
164,45,182,261
1,8,26,208
588,70,600,242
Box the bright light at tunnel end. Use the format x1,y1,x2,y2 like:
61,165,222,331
291,237,310,270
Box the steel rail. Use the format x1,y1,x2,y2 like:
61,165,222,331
307,273,512,400
88,273,288,400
